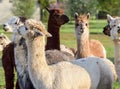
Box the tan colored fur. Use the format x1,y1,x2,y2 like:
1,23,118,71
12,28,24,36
75,13,106,58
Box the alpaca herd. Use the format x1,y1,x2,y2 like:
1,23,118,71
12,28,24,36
14,19,113,89
0,7,119,89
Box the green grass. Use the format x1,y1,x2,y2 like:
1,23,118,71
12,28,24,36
0,19,120,89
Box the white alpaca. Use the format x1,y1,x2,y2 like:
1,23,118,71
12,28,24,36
17,20,113,89
74,13,117,81
0,33,11,51
107,14,120,82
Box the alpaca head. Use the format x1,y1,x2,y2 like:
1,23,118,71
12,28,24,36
0,33,10,51
17,19,51,40
3,16,26,32
74,13,90,38
107,14,120,40
46,7,69,26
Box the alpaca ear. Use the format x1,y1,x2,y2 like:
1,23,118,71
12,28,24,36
87,13,90,19
107,14,113,22
46,32,52,37
45,7,50,13
74,12,78,19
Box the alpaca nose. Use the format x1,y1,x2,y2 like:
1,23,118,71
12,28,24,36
118,29,120,33
3,24,6,28
118,26,120,33
2,24,7,30
62,15,69,23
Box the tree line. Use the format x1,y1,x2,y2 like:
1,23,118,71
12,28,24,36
12,0,120,20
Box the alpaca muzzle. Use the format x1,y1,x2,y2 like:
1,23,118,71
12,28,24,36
103,25,111,36
118,29,120,33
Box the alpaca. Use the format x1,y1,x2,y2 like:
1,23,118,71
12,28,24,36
104,14,120,82
74,13,106,58
45,7,75,56
0,33,11,51
17,20,113,89
45,7,69,50
74,13,117,81
2,42,20,89
0,33,19,89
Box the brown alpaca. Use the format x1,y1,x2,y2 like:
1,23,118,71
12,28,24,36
45,7,69,50
2,42,20,89
74,13,106,58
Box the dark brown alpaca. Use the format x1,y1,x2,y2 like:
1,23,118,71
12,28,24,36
45,7,69,50
2,42,20,89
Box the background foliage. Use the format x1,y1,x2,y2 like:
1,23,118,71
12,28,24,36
12,0,36,18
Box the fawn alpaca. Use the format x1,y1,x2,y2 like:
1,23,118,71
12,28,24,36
74,13,106,58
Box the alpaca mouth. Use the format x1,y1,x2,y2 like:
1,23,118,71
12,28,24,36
103,25,111,36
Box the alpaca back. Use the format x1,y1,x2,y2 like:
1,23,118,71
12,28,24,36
46,50,74,65
90,39,106,58
72,57,114,89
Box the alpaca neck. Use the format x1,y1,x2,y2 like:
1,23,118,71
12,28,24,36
26,36,52,88
46,22,60,50
26,36,48,69
76,33,91,58
113,40,120,61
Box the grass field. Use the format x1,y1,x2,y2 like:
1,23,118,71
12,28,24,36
0,19,120,89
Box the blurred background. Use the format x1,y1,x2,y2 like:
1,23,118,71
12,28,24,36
0,0,120,24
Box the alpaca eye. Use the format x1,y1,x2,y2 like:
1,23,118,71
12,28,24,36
76,23,79,26
113,25,116,27
55,14,60,17
15,22,18,24
25,27,28,30
85,23,88,26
